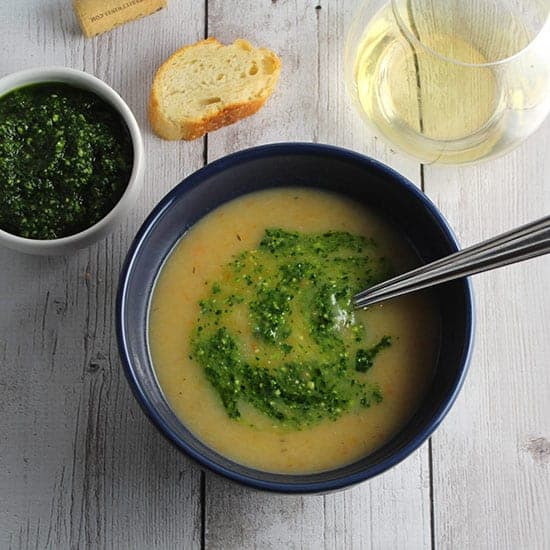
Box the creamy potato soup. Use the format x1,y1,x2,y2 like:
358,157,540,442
149,188,439,474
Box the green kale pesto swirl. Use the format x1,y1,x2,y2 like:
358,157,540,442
0,82,133,239
190,228,394,429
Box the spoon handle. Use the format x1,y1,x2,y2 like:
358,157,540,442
353,214,550,309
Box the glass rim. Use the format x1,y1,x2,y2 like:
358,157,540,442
390,0,550,67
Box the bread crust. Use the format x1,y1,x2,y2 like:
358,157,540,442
148,37,281,141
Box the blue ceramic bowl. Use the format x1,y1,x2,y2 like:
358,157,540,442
116,143,474,494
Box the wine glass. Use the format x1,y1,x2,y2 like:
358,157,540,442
345,0,550,164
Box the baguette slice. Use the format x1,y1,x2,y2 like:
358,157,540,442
149,37,281,140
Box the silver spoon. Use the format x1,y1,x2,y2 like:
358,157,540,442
353,214,550,309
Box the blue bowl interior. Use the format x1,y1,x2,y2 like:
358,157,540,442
117,143,473,494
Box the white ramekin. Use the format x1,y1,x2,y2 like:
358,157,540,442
0,67,144,255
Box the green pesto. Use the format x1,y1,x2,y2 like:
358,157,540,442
190,228,393,429
0,83,133,239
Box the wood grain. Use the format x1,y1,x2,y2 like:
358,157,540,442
204,2,431,549
1,0,549,549
424,128,550,549
0,1,205,548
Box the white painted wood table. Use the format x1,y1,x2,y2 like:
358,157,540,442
1,1,549,548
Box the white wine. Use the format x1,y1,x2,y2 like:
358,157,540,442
349,0,549,164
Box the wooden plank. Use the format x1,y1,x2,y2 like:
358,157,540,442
0,1,205,548
424,128,550,548
204,2,431,549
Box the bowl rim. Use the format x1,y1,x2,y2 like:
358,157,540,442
0,66,144,249
116,142,475,494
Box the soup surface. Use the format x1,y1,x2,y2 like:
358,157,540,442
149,188,439,474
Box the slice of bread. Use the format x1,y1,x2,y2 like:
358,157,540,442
149,37,281,140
